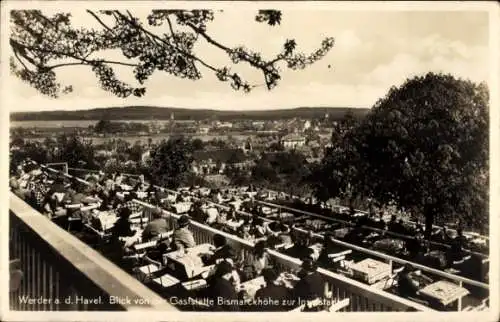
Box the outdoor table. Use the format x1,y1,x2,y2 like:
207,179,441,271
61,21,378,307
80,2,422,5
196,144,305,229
424,250,447,269
116,192,131,201
308,243,324,261
173,202,192,214
120,229,142,248
90,210,118,230
239,272,299,299
371,238,405,255
165,243,215,279
332,227,351,239
121,184,133,191
350,258,391,284
417,280,470,308
225,220,244,230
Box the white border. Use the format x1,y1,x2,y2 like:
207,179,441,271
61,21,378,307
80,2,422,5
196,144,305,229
1,1,498,322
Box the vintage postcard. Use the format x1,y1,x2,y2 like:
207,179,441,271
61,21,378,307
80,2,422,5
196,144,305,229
1,1,498,322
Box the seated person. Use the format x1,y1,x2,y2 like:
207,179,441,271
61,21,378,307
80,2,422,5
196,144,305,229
65,181,86,204
343,222,366,245
111,207,136,241
397,264,420,298
267,221,282,235
292,258,325,311
171,215,196,251
447,228,467,266
415,224,425,235
201,234,236,265
141,207,169,242
10,177,28,199
204,207,219,225
396,219,409,235
240,240,271,281
250,217,267,239
285,231,314,260
317,232,340,268
278,223,292,245
396,264,433,299
188,201,207,223
120,192,142,214
206,260,240,311
432,226,451,244
237,222,253,240
422,250,447,270
226,209,244,228
406,233,425,260
175,193,185,203
388,215,406,235
369,211,386,230
266,221,286,249
151,188,168,206
113,172,124,185
49,176,67,194
214,210,228,228
254,268,293,311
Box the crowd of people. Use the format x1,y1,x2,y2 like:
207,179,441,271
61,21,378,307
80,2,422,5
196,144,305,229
9,161,337,312
9,160,488,311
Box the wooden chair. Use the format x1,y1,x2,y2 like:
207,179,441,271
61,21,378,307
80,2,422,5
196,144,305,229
151,273,180,289
181,279,208,291
473,297,489,311
134,255,162,283
371,266,404,291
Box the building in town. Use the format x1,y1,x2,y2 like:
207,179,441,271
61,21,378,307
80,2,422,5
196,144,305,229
281,134,306,149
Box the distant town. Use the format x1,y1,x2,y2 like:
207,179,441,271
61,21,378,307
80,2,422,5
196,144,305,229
11,107,366,194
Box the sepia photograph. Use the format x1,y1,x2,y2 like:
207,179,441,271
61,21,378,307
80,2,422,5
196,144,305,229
1,1,498,321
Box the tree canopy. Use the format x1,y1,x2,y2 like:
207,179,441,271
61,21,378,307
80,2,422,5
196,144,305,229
148,136,195,188
10,9,334,98
318,72,489,234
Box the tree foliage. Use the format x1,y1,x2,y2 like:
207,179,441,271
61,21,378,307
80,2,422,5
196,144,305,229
312,112,364,208
318,72,489,234
54,134,98,169
94,119,149,133
250,151,312,195
10,9,334,98
148,136,195,188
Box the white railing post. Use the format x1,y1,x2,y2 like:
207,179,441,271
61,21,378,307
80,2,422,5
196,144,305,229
458,281,463,311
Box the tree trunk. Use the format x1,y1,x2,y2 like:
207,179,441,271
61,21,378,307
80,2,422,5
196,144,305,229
349,196,355,216
424,208,435,240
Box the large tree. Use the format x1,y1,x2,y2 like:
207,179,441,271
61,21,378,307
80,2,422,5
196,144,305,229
55,134,97,169
312,111,367,212
351,72,488,236
314,130,368,212
10,9,334,98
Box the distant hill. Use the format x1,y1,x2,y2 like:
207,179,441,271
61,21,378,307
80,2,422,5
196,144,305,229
10,106,370,122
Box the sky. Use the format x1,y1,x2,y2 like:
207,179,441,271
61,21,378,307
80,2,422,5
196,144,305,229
4,2,492,112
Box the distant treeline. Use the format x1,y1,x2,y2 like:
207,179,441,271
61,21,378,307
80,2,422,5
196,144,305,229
11,106,370,121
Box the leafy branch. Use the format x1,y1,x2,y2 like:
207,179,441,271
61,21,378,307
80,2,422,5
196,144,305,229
9,9,335,98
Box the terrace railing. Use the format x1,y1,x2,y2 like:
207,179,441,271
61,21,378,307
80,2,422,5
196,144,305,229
45,162,69,175
262,189,489,240
143,183,489,296
258,200,488,259
66,167,489,240
135,200,433,312
9,192,178,312
58,166,490,303
289,226,489,311
39,165,485,311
